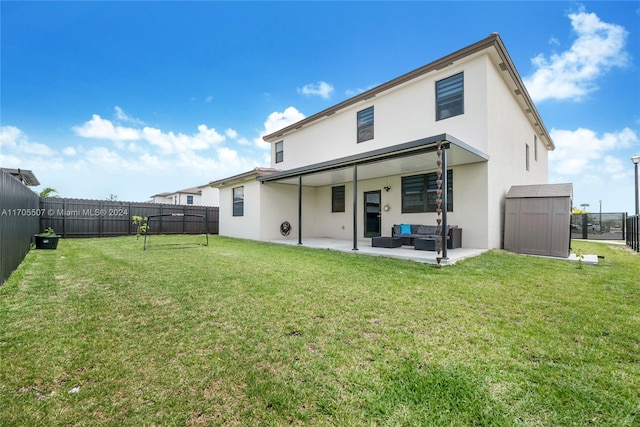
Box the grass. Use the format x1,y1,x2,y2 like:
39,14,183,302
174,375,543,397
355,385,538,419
0,235,638,426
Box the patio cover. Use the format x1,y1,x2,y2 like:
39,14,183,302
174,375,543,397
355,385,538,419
257,133,488,187
257,133,489,256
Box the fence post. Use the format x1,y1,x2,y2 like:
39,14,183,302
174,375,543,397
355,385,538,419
63,198,67,238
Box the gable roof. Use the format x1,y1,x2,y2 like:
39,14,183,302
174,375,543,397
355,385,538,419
263,33,554,151
1,168,40,186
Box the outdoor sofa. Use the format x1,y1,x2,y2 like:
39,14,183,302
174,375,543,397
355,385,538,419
391,224,462,249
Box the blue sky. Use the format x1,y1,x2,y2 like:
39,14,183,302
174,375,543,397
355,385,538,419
1,1,639,213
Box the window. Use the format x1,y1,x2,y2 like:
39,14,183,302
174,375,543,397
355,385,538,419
401,170,453,213
275,141,283,163
233,186,244,217
357,106,374,143
436,72,464,120
187,195,194,205
534,135,538,161
525,144,530,171
332,185,345,212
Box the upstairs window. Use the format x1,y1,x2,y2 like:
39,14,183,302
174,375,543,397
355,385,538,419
332,185,345,212
436,72,464,120
233,186,244,217
525,144,530,171
357,107,374,143
275,141,283,163
534,135,538,161
402,170,453,213
187,195,194,205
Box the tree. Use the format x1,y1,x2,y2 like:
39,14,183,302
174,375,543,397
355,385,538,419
39,187,58,198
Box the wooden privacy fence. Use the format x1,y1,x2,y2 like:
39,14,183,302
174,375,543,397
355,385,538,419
39,198,219,238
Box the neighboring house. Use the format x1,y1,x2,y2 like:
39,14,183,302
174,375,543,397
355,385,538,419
198,183,220,207
1,168,40,186
150,186,203,205
210,33,554,250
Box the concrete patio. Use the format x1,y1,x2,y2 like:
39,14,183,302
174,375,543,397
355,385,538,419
266,237,603,266
266,236,488,265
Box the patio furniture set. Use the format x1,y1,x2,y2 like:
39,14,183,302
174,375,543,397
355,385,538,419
371,224,462,251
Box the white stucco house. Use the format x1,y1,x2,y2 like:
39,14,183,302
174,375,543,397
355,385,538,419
198,183,221,207
209,33,554,251
150,186,204,205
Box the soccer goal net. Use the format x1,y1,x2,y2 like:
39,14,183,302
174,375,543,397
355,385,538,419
143,213,209,250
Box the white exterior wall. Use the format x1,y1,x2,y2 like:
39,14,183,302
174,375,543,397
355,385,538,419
200,186,220,206
218,179,261,240
258,183,318,241
484,58,549,248
273,56,491,171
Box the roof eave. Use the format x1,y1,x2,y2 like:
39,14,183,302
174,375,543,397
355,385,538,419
208,167,281,188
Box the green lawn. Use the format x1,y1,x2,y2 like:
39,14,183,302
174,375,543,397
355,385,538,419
1,236,638,426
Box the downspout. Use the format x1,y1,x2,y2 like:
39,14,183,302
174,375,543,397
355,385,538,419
298,175,303,245
352,164,358,250
441,147,448,260
435,140,449,267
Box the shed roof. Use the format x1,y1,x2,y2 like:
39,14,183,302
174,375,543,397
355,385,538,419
505,183,573,199
1,168,40,186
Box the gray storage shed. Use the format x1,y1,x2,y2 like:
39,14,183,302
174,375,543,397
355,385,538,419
504,183,573,258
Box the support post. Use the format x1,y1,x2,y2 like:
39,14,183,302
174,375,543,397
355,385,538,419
298,175,303,245
352,164,358,251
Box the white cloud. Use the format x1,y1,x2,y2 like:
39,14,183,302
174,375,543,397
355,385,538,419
114,106,145,125
550,127,638,175
3,105,303,201
523,8,629,102
298,81,335,99
0,125,57,158
0,125,21,147
253,106,306,150
73,114,141,141
549,127,639,212
345,83,380,97
225,128,252,146
74,114,226,155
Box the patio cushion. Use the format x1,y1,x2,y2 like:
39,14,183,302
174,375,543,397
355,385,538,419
416,225,437,235
400,224,412,235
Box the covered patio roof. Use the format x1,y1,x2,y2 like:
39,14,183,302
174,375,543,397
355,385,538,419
257,133,488,187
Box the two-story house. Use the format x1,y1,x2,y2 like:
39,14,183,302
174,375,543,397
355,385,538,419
149,186,203,206
209,33,554,251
